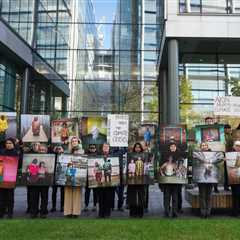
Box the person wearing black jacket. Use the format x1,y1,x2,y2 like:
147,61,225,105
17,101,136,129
84,144,98,212
0,138,19,218
98,143,115,218
127,142,145,218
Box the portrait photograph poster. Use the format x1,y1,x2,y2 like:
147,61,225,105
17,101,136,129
88,156,120,188
226,152,240,185
159,124,187,151
158,153,188,184
21,154,55,186
126,152,154,185
195,124,225,152
192,151,224,184
51,118,78,143
0,112,17,139
80,116,107,151
55,154,87,187
21,115,50,143
0,155,18,188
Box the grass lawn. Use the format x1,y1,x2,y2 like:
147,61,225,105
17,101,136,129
0,218,240,240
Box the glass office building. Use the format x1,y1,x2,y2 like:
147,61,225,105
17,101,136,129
157,0,240,127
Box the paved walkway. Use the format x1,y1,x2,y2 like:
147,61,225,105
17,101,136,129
12,185,233,219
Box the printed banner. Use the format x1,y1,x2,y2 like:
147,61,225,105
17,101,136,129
158,152,188,184
55,154,87,186
80,116,107,152
0,112,17,140
192,151,224,184
21,154,55,186
159,124,187,151
195,124,225,152
21,115,50,143
51,119,78,143
0,155,18,188
226,152,240,185
214,96,240,116
88,156,120,188
125,152,154,185
107,114,129,147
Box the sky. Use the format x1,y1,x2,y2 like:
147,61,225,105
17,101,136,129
92,0,118,49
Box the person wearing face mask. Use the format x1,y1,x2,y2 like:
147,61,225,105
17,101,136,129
64,136,84,218
0,138,19,219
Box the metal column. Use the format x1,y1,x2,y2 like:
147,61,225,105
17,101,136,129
167,39,179,124
21,67,30,114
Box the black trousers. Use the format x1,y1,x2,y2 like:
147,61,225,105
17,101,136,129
0,188,14,217
144,185,149,209
116,186,124,209
163,184,179,216
231,185,240,215
29,186,49,216
85,186,98,207
198,183,213,216
98,187,114,218
128,185,145,218
178,186,182,211
52,186,64,210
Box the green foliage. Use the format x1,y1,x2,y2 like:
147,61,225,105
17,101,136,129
179,76,194,125
229,78,240,96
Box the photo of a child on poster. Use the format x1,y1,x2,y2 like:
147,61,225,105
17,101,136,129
126,152,154,185
226,152,240,185
0,155,18,188
192,151,224,184
55,154,87,187
88,156,120,188
21,115,50,143
158,153,188,184
0,112,17,141
51,119,78,143
80,117,107,153
22,154,55,185
159,124,187,151
138,124,156,151
195,125,225,152
232,130,240,142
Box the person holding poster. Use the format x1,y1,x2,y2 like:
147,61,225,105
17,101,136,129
230,141,240,216
127,143,145,218
97,143,115,218
0,138,18,218
64,136,84,218
197,142,213,218
161,143,183,218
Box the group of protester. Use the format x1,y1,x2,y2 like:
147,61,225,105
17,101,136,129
0,118,240,220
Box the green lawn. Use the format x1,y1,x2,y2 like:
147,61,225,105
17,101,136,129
0,218,240,240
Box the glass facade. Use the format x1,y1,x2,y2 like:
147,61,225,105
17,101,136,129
179,0,240,14
179,54,240,126
0,0,162,124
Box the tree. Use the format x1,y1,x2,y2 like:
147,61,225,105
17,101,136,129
179,76,194,125
230,77,240,96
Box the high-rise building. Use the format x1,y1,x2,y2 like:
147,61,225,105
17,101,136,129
157,0,240,126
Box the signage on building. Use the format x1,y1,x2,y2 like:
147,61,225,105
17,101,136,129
214,96,240,116
107,114,129,147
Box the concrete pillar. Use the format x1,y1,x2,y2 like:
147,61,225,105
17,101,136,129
167,39,179,124
21,67,31,114
31,0,39,49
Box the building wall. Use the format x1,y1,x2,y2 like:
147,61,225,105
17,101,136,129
166,0,240,38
